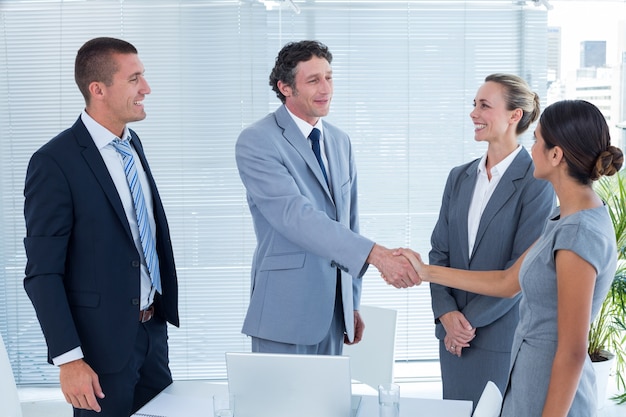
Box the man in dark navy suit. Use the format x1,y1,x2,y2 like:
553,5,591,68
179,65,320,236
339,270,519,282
24,37,179,416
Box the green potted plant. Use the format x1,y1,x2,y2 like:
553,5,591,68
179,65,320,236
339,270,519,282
589,170,626,404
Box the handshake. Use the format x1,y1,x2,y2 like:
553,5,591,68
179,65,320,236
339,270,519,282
366,244,428,288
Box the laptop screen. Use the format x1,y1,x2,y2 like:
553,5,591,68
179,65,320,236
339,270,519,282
226,352,357,417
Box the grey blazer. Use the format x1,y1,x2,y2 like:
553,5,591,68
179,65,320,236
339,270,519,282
429,148,555,351
235,105,374,345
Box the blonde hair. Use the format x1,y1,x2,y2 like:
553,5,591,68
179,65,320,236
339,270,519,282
485,73,540,135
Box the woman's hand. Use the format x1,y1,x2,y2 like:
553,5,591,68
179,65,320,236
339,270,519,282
440,311,475,357
394,248,428,281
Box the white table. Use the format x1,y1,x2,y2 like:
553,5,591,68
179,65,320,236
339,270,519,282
133,380,472,417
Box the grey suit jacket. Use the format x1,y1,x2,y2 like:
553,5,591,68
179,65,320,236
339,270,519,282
235,105,374,345
429,148,555,352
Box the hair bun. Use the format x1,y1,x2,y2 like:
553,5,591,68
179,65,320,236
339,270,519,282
592,146,624,179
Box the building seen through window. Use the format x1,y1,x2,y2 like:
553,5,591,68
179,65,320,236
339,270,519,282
547,0,626,148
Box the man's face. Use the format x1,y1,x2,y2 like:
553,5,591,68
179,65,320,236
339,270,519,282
280,56,333,125
98,52,151,136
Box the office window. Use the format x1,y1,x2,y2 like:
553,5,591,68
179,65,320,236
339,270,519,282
0,0,546,383
546,0,626,149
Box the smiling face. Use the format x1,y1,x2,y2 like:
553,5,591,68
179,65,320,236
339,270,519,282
88,52,151,137
470,81,518,144
279,56,333,125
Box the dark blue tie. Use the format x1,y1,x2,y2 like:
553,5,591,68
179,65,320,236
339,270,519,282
309,128,328,185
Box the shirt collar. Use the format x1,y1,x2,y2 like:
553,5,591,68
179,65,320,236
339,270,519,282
81,110,131,150
284,105,324,141
477,145,522,177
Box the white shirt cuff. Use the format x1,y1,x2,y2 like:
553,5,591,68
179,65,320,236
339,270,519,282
52,347,84,366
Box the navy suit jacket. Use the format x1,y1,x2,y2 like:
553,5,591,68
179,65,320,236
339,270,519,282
429,148,555,352
24,117,179,375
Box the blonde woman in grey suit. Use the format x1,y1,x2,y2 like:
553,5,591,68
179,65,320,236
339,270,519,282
400,100,623,416
429,74,555,409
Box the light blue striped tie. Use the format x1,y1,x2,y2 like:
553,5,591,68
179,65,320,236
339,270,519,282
112,138,162,294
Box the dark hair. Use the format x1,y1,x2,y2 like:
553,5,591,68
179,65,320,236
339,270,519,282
539,100,623,185
75,37,138,104
269,40,333,103
485,73,540,135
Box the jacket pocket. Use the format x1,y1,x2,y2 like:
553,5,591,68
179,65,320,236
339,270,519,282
259,252,306,271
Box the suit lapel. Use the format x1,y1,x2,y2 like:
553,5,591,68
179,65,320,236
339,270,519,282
128,130,158,199
458,162,478,265
322,126,342,203
275,106,334,202
72,118,134,241
472,149,531,255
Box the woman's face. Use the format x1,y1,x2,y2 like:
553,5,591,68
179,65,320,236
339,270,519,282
531,123,551,180
469,81,517,144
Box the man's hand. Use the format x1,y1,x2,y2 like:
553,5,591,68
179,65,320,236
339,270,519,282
440,311,475,357
59,359,105,412
367,244,421,288
344,310,365,345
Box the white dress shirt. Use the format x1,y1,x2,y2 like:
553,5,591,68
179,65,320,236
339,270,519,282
285,107,332,193
467,145,522,257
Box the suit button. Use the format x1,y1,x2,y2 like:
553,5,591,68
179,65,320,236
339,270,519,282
131,260,140,267
131,298,140,306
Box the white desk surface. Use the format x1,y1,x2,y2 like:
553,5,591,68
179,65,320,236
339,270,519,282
133,380,472,417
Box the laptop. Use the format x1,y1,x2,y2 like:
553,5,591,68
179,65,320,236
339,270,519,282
225,352,362,417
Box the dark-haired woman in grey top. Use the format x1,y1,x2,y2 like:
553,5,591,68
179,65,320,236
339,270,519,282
398,99,624,416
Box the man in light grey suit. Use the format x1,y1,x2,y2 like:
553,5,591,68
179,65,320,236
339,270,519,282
235,40,418,355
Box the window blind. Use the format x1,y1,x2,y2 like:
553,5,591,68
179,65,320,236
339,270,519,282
0,0,546,383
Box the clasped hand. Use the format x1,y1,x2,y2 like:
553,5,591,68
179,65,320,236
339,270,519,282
395,248,428,279
371,244,426,288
